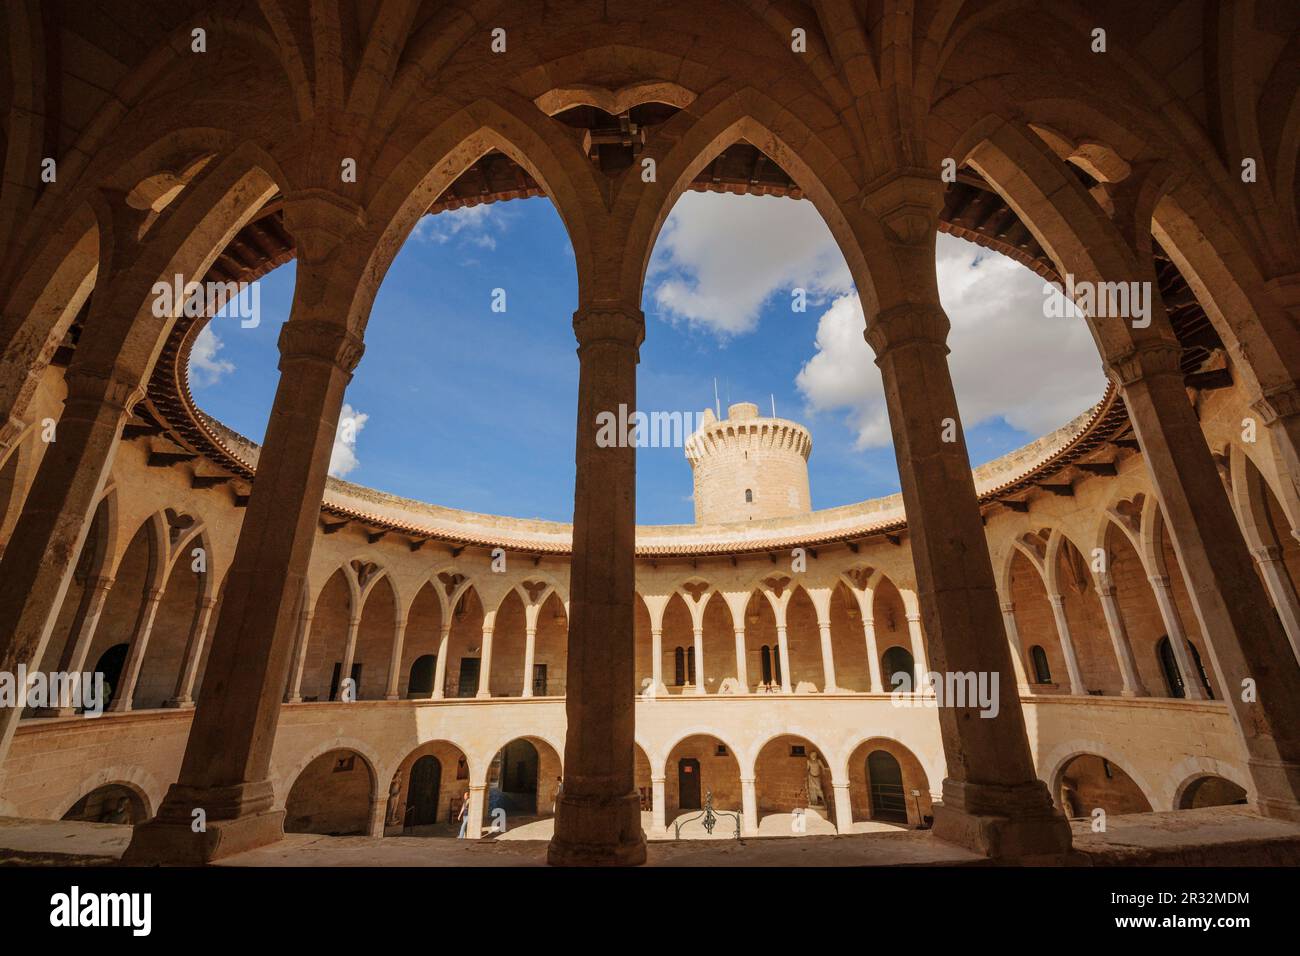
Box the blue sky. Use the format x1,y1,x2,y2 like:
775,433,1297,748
191,193,1105,524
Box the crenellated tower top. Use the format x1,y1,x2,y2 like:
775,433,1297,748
685,402,812,524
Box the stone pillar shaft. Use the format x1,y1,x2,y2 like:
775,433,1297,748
865,289,1068,858
1251,546,1300,662
740,777,758,836
384,617,408,701
651,776,666,834
548,304,646,866
817,621,838,692
337,614,362,701
166,596,219,707
522,625,537,697
124,307,366,864
1046,595,1086,695
476,623,494,699
690,626,705,695
775,624,792,694
732,627,748,692
998,601,1032,695
0,367,142,765
1115,339,1300,818
833,782,854,834
1095,585,1147,697
109,587,165,712
1147,576,1205,700
285,610,314,704
432,625,450,699
862,616,884,693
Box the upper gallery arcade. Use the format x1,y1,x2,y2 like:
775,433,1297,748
0,0,1298,866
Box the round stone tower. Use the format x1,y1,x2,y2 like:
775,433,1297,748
685,402,812,524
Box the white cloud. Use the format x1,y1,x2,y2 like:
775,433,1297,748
329,403,369,478
414,204,505,250
648,192,852,335
189,325,235,387
796,233,1107,448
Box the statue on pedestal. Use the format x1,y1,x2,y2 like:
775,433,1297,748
806,751,826,808
386,771,403,826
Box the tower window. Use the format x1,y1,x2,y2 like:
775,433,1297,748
744,488,753,503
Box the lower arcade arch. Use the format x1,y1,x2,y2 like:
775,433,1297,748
846,738,933,828
1177,775,1249,811
752,734,835,834
1054,753,1153,819
61,783,150,826
486,736,562,827
284,748,377,836
663,734,741,829
385,740,470,835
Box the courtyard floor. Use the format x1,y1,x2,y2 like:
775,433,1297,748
2,806,1298,867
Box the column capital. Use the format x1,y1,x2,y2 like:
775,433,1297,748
1251,545,1284,563
1250,382,1300,426
145,587,166,603
572,305,645,351
281,188,367,264
864,303,950,359
859,168,944,244
277,320,365,373
999,601,1015,614
87,574,115,592
1148,574,1171,588
63,366,146,414
1094,582,1117,599
1103,340,1182,387
1047,593,1066,610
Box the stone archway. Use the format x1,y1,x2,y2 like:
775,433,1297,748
62,783,149,825
1054,753,1153,819
1177,775,1249,811
752,734,836,835
284,748,376,836
845,737,933,829
663,733,741,837
386,740,470,837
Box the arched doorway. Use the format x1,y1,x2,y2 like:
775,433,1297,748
866,751,907,823
846,738,933,829
664,734,741,836
1157,636,1216,700
753,734,835,834
407,654,436,697
485,737,562,834
405,755,442,827
1179,775,1248,810
62,784,148,825
1030,645,1053,684
284,749,374,836
1055,754,1152,818
92,644,129,708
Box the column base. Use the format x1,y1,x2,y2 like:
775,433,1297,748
121,780,283,865
547,790,646,866
1249,756,1300,822
930,778,1072,860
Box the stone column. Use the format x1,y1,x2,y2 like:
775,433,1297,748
862,191,1069,856
384,616,408,701
432,624,450,699
833,782,854,834
1147,574,1205,700
740,777,758,836
475,619,494,700
0,366,144,765
39,575,114,715
548,304,646,867
1251,546,1300,661
732,626,748,692
521,625,538,697
284,610,314,704
690,625,705,695
651,776,666,834
465,784,486,839
775,623,792,694
165,596,218,708
998,601,1032,695
1045,595,1086,694
904,611,930,686
1112,338,1300,818
123,247,369,864
109,587,165,712
650,627,664,694
1094,584,1147,697
336,614,362,701
862,614,884,693
816,620,839,693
